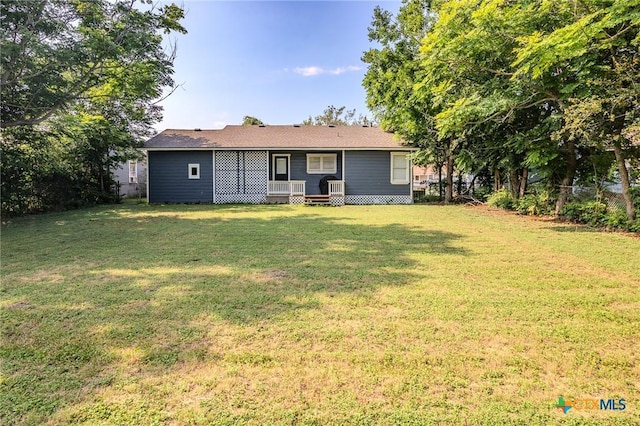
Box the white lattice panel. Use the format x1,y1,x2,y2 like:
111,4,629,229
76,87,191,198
345,195,412,205
245,170,267,193
244,151,268,170
330,196,345,206
289,196,305,204
215,151,239,170
215,175,238,194
217,194,266,204
215,151,268,202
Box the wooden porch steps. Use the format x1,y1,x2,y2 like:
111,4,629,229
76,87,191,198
304,195,331,205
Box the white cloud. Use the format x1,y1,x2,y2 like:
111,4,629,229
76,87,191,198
292,65,361,77
329,65,361,75
293,66,324,76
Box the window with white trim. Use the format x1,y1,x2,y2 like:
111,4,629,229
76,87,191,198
306,153,337,174
390,152,410,184
188,163,200,179
128,160,138,183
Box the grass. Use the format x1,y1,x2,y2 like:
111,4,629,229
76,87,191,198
1,203,639,425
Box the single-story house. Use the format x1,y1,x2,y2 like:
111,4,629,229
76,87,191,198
144,125,415,205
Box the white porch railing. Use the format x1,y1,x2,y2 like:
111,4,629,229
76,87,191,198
268,180,306,196
328,180,345,196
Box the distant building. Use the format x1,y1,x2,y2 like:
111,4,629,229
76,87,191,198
113,155,146,198
413,165,474,194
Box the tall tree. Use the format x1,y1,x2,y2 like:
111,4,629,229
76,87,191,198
416,0,573,204
513,0,640,219
362,1,459,200
0,0,186,128
419,0,640,217
0,0,186,216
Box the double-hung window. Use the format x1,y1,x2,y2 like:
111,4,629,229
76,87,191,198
306,154,337,174
390,152,410,184
128,160,138,183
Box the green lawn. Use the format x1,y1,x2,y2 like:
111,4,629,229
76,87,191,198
2,204,639,425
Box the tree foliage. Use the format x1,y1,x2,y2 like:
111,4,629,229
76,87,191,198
242,116,265,126
0,0,186,216
302,105,372,126
362,0,640,218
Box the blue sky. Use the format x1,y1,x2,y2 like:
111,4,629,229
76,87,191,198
156,0,400,132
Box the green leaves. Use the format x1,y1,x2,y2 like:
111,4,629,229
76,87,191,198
302,105,370,126
1,0,186,215
363,0,639,213
0,0,186,128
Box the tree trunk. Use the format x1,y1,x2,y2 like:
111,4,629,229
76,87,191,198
99,163,105,194
444,155,454,203
494,168,501,191
456,170,463,195
438,162,443,200
469,174,477,195
612,141,636,221
555,139,577,216
509,170,520,199
519,168,529,198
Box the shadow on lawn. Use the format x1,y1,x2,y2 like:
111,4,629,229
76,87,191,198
1,204,469,424
58,205,468,323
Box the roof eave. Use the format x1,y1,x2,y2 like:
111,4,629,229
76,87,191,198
144,146,416,151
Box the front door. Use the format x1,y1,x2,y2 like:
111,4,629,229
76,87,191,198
273,155,289,181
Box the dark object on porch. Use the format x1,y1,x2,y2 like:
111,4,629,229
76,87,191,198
319,175,338,195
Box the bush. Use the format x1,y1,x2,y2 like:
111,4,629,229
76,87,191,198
514,189,554,216
514,194,539,215
486,189,514,210
630,186,640,210
630,187,640,221
472,186,493,202
561,201,608,226
605,208,630,229
415,194,442,203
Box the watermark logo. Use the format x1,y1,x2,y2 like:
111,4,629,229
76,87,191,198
556,396,572,414
555,396,626,414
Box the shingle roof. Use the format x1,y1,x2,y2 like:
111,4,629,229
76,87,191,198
145,125,411,150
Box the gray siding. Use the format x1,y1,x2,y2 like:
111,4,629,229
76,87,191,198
149,151,213,203
113,156,146,198
270,151,342,195
344,151,410,196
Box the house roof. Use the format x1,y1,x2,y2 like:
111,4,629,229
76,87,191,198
145,125,412,150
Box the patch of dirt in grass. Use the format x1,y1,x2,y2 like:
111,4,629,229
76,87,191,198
6,300,31,309
16,271,66,284
608,301,640,311
254,270,289,282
